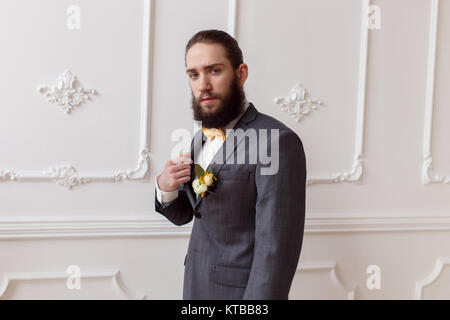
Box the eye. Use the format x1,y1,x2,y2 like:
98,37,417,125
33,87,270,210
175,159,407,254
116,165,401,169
211,69,221,74
188,73,198,79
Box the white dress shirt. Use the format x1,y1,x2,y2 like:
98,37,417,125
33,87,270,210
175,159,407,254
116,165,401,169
155,100,250,204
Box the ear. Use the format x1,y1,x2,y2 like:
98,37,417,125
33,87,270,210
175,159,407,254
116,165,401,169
236,63,248,86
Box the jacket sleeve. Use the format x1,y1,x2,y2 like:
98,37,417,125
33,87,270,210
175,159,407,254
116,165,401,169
155,182,195,226
243,130,307,299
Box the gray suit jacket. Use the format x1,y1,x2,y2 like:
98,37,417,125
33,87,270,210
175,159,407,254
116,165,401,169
155,103,306,300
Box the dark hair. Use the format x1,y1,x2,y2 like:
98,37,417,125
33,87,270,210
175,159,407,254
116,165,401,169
185,30,244,69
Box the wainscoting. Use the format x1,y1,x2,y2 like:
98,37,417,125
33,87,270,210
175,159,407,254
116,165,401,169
1,0,449,299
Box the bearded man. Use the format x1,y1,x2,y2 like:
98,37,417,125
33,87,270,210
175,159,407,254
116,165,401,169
155,30,307,300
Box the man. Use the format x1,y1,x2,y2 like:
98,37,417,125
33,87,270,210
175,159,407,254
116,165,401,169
155,30,306,300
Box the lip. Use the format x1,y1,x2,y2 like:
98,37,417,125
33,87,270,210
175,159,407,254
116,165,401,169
201,98,216,103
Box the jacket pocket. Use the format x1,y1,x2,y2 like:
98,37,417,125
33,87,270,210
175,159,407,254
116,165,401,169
213,265,251,288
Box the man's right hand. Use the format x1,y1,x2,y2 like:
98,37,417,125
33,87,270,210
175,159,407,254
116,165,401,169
157,152,192,192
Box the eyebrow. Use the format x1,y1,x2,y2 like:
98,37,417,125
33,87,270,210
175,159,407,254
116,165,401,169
186,63,225,74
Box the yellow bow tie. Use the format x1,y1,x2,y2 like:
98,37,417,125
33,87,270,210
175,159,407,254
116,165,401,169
202,127,226,141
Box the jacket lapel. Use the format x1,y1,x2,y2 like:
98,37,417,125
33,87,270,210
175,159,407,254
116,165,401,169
206,103,258,175
185,129,205,209
192,103,259,210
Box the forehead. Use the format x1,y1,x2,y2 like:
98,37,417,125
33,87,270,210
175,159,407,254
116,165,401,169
185,43,230,69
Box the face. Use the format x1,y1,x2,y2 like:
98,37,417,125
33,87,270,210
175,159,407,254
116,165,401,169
186,43,248,128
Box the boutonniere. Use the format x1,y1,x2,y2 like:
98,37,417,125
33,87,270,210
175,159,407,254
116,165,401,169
192,164,218,198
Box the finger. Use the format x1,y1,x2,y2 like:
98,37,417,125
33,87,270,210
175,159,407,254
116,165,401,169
176,175,191,184
174,168,191,179
169,163,191,173
174,163,191,171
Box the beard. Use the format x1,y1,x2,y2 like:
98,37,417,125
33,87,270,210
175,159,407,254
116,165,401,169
191,76,245,128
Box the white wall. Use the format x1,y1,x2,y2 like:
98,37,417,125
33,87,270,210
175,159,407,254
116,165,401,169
0,0,449,299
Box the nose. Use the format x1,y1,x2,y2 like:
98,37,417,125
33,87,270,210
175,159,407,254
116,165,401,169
199,74,212,92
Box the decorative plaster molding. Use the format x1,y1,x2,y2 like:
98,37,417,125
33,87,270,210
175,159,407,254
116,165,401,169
1,0,154,189
227,0,238,38
331,153,364,184
305,212,450,233
275,0,370,186
423,155,450,184
37,70,97,114
0,170,19,181
275,83,324,122
0,216,193,240
3,212,450,240
415,258,450,300
0,268,146,299
44,164,90,190
306,154,364,186
114,146,151,182
423,0,450,185
294,262,355,299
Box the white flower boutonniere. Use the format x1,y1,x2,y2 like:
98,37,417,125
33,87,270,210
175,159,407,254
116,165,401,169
192,164,218,198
